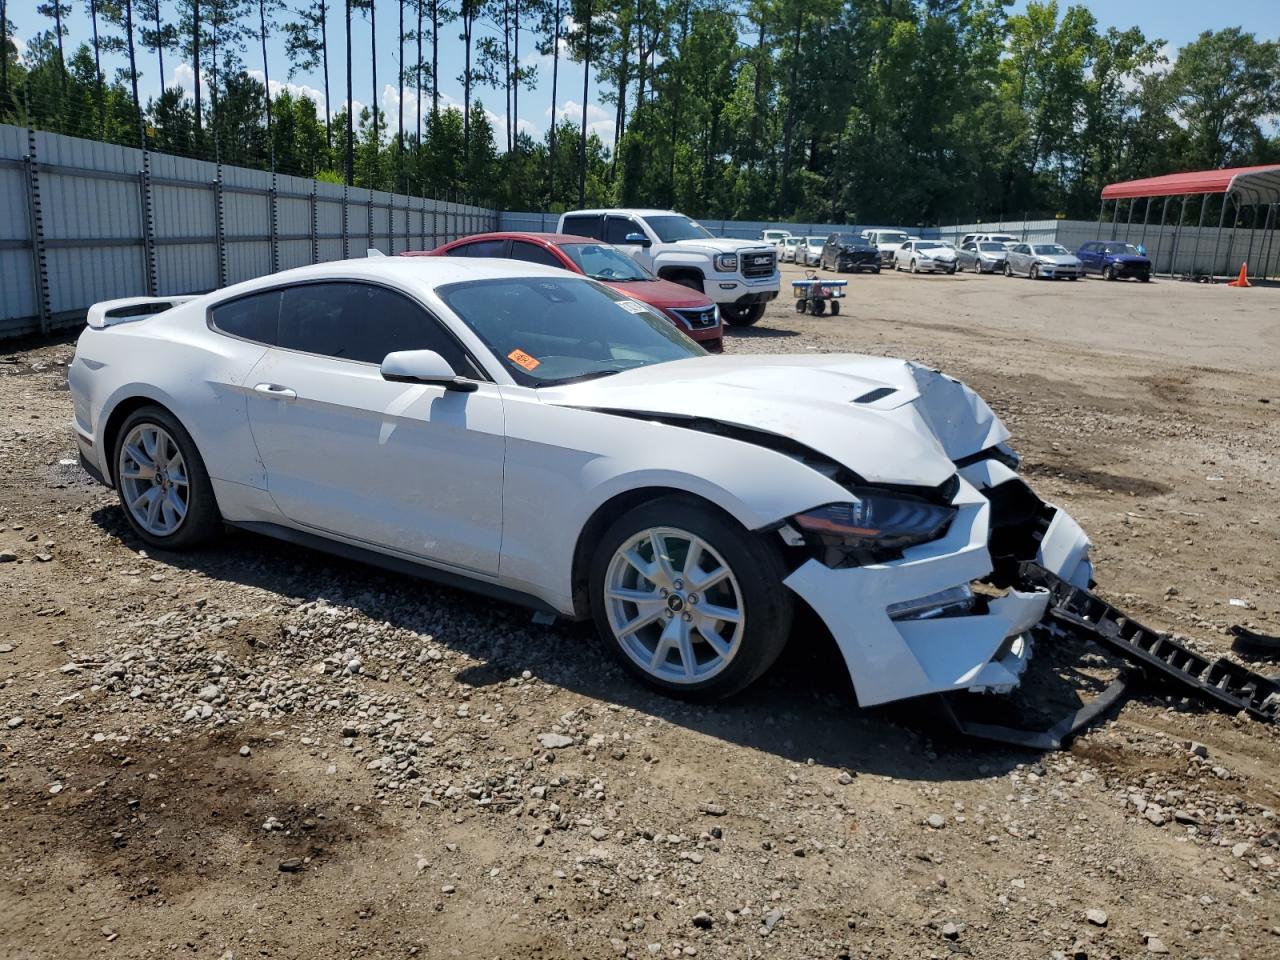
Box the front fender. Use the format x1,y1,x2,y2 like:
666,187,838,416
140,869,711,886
496,392,851,613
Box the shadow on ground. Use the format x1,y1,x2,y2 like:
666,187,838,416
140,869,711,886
92,504,1115,783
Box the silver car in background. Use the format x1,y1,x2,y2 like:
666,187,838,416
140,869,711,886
801,236,824,267
781,236,803,263
1004,243,1082,280
893,240,958,274
957,241,1009,274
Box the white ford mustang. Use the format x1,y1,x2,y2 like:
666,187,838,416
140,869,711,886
69,257,1093,705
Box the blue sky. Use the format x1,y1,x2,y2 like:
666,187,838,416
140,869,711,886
7,1,1278,149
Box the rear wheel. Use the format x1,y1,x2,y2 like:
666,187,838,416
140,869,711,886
830,301,841,315
794,298,806,314
113,405,221,550
810,299,826,316
590,496,792,699
721,302,766,327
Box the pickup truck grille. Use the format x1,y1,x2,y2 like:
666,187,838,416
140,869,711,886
671,306,719,330
741,251,776,278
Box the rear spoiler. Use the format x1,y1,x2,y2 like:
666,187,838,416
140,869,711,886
86,296,198,330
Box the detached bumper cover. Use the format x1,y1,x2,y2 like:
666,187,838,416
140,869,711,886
783,459,1092,708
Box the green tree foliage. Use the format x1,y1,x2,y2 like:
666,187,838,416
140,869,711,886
1,0,1276,219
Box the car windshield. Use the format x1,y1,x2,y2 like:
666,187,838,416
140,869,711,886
990,236,1016,243
915,241,946,250
645,215,714,242
559,243,653,282
807,237,824,245
1106,243,1141,255
437,276,704,387
879,232,909,244
1033,244,1070,256
978,242,1006,251
832,234,867,246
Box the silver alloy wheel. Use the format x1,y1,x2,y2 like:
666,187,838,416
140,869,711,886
603,526,745,684
118,423,190,537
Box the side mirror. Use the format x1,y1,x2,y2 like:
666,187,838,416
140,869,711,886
624,232,651,248
380,350,478,392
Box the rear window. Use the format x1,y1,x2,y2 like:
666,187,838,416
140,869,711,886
210,290,281,344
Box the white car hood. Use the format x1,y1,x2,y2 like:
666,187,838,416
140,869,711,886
671,237,774,256
538,354,1010,488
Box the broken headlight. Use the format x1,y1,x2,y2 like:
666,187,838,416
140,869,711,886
788,491,956,566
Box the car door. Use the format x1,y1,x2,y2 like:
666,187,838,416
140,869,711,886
1077,242,1097,273
509,240,570,271
958,242,974,270
244,280,506,576
1007,244,1027,274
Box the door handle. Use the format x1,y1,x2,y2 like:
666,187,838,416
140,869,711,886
254,383,297,400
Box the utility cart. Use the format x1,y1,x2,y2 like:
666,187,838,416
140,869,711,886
791,273,847,315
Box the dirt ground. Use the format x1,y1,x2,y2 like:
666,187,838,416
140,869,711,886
1,264,1278,960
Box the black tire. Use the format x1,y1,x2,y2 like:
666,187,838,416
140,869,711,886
1139,273,1150,283
830,301,840,315
722,302,767,327
1030,264,1039,280
811,299,826,316
112,404,222,550
1004,262,1013,277
872,266,880,274
794,297,806,313
588,495,793,699
1103,264,1115,281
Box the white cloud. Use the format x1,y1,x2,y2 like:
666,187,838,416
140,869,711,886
548,99,614,144
247,69,328,110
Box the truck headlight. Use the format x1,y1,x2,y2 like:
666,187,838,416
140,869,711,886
790,491,956,565
715,253,738,272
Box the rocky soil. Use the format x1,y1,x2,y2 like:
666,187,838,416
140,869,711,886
1,267,1278,959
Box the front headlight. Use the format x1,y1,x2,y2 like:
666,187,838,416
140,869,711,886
715,253,738,272
790,490,956,565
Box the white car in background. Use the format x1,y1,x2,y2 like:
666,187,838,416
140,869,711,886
860,229,913,266
760,228,792,248
69,256,1092,708
781,236,803,263
893,240,958,274
801,236,825,267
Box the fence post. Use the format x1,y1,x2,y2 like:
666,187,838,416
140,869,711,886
269,174,280,274
1189,194,1208,277
310,181,319,264
1209,194,1231,280
139,150,158,296
1152,197,1168,276
213,164,228,289
23,126,52,333
342,185,350,259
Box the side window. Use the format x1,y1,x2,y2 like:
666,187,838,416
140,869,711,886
603,216,640,244
509,240,566,269
463,239,508,258
210,289,281,344
277,282,474,373
443,243,473,257
562,215,603,240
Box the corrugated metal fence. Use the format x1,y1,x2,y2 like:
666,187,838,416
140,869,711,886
0,123,496,339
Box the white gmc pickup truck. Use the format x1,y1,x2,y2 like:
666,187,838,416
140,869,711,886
557,208,780,326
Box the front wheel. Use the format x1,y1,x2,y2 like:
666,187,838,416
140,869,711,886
1103,265,1115,281
1030,264,1040,280
590,496,793,699
113,405,222,550
829,300,840,315
1004,262,1013,277
721,302,766,327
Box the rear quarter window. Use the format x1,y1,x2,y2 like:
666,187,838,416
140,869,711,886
209,290,281,344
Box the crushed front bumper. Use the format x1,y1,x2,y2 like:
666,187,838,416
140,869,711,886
783,458,1092,708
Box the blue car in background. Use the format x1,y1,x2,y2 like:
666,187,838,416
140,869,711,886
1077,241,1152,282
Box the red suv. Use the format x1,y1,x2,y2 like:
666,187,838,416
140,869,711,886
403,232,723,352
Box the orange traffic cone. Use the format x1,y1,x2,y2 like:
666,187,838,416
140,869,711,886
1226,263,1251,287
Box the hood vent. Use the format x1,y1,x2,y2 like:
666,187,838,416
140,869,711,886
853,386,896,404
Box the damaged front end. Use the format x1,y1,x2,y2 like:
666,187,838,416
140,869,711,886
780,451,1279,746
781,454,1090,710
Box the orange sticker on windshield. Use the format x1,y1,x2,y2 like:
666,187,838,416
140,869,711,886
508,348,541,371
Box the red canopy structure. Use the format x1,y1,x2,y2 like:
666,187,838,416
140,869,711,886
1097,165,1280,280
1102,165,1280,201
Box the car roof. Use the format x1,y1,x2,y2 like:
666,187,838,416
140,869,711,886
206,255,575,303
561,208,680,218
432,231,595,247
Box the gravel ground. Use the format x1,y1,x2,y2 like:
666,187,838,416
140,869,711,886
1,265,1278,960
